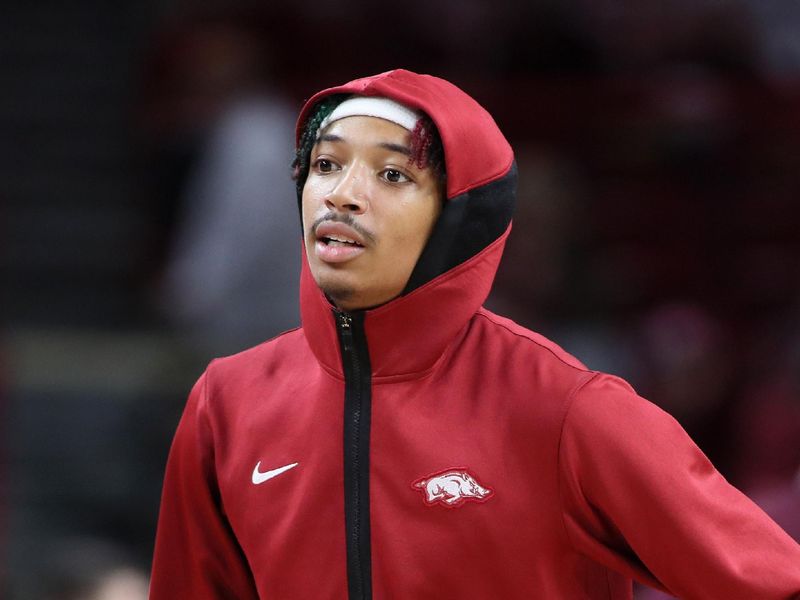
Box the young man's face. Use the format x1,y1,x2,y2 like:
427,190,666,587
302,115,442,311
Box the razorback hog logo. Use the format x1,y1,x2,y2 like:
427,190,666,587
412,468,493,508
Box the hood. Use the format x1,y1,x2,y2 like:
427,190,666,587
296,69,516,380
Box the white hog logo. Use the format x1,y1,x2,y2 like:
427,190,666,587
412,468,493,508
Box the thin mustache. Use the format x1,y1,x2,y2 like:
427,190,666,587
312,212,376,245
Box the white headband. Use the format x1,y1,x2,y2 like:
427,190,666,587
317,96,420,136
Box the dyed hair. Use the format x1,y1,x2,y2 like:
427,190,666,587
291,95,446,197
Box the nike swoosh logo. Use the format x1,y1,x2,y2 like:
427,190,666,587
252,461,299,485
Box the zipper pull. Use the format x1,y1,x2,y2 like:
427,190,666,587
337,312,352,330
336,311,354,351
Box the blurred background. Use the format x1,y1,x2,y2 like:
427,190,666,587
3,1,799,598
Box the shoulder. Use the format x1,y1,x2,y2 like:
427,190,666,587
562,370,689,462
464,308,606,409
205,326,307,384
186,327,312,428
473,307,590,371
468,309,668,428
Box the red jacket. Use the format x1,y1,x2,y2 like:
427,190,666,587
151,70,800,599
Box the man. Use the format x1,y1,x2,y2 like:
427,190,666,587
150,69,800,599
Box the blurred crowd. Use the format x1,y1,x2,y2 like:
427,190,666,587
3,1,800,598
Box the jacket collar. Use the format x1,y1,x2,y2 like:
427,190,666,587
300,225,510,382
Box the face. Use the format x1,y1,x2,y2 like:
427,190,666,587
302,115,443,311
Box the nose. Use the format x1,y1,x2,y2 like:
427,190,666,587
324,164,368,214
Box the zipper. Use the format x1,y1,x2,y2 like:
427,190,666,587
335,310,373,599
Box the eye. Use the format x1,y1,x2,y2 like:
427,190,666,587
313,158,339,173
381,168,411,184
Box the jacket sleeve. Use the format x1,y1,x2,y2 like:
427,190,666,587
150,369,259,599
558,373,800,599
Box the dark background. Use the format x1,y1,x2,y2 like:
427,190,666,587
3,1,799,598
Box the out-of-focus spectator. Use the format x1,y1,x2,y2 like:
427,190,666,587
637,302,731,424
574,0,757,73
488,145,583,326
138,17,278,267
41,538,148,600
156,94,300,356
750,469,800,544
635,302,736,470
743,0,800,75
733,374,800,492
139,15,300,357
732,321,800,495
83,569,149,600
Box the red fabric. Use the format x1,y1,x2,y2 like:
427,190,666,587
151,298,800,598
559,374,800,598
151,69,800,599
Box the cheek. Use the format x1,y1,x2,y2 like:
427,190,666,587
381,199,438,259
301,186,318,235
422,195,442,236
403,193,441,245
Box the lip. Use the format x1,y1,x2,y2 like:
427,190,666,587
314,221,367,247
313,221,368,264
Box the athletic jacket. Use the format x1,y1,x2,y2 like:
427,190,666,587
150,70,800,599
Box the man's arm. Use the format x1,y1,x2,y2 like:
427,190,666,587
150,370,259,599
559,373,800,599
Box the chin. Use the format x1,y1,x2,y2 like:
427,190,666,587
315,276,356,307
325,287,357,307
312,270,398,311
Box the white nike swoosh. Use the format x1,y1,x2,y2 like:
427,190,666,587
251,461,299,485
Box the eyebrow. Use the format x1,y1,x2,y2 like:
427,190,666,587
378,142,411,156
318,133,343,144
316,134,411,156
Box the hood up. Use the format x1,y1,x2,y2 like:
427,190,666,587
296,69,516,380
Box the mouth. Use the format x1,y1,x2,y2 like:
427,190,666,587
319,234,364,248
312,221,368,263
314,220,368,248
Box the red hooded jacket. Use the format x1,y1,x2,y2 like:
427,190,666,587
150,69,800,599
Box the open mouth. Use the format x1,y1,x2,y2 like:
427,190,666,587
320,235,364,248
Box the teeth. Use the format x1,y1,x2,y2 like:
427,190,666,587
324,235,360,246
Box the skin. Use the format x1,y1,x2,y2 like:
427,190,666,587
302,115,443,311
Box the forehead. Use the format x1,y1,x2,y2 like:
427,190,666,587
316,115,411,148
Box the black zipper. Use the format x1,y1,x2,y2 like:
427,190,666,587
335,310,373,599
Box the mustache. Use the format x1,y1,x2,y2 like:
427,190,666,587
311,212,376,245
